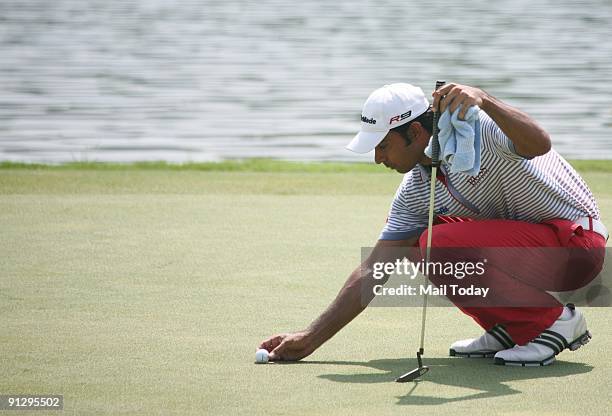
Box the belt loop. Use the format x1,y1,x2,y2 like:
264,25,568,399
589,217,593,231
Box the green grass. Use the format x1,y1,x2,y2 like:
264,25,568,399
1,162,611,415
1,158,611,173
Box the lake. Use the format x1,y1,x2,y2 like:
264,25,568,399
1,0,611,163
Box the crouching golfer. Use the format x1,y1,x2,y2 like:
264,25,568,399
260,83,607,366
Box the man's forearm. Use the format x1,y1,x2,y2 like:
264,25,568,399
304,267,374,350
480,92,551,157
302,239,414,353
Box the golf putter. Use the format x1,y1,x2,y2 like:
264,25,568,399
396,80,446,383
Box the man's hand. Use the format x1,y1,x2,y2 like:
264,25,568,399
259,331,315,361
432,82,551,157
432,83,486,120
258,239,418,363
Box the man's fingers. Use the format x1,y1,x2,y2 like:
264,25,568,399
449,94,467,116
433,82,455,98
433,85,477,119
458,102,469,120
269,339,289,361
438,94,449,113
432,83,455,111
259,334,285,351
453,94,477,120
439,88,460,114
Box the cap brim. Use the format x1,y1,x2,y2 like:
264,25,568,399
345,130,387,154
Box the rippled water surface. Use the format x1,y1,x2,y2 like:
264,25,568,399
1,0,611,163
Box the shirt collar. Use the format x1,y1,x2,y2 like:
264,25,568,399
416,163,432,183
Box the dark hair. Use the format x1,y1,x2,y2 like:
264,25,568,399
390,107,434,145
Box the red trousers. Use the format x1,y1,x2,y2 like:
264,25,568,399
417,217,606,345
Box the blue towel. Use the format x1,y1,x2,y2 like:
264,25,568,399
425,106,481,176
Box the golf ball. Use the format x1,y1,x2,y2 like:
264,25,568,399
255,348,269,364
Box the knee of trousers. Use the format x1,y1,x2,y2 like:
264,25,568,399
418,226,474,287
418,224,462,253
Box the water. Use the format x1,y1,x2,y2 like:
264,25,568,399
1,0,611,163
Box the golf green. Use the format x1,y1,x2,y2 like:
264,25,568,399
1,162,611,415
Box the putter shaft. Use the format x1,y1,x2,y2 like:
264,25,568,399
397,80,445,383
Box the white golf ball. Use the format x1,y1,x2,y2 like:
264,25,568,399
255,348,269,364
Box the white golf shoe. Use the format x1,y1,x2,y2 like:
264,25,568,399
450,324,516,358
494,304,592,367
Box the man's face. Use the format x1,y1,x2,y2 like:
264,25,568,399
374,125,427,174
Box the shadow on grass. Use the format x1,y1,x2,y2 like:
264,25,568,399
288,357,592,405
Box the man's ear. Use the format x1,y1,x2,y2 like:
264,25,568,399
408,122,427,144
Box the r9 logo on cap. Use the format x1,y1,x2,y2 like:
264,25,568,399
389,111,411,125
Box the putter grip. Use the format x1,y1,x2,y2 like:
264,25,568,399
431,80,446,167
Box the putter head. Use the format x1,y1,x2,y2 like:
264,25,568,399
395,366,429,383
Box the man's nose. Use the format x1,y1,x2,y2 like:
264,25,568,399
374,148,386,164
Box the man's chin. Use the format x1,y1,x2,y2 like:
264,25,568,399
383,165,408,174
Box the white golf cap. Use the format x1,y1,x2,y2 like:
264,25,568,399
346,83,430,154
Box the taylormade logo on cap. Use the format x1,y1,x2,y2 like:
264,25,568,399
346,83,429,154
360,115,376,124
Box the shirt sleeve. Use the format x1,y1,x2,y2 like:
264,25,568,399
379,173,429,241
479,110,529,161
